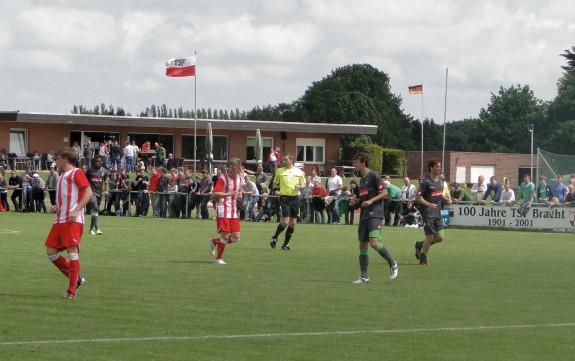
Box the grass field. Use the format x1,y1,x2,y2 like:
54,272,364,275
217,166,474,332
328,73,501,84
0,212,574,360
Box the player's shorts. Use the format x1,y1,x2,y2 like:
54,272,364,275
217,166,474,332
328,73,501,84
358,217,382,241
216,218,241,233
45,222,84,251
280,195,300,218
86,195,102,213
422,216,444,236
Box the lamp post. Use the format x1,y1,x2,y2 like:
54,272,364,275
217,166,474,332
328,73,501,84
528,124,534,179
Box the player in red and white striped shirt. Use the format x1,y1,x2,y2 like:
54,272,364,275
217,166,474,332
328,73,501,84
44,147,93,299
208,158,244,264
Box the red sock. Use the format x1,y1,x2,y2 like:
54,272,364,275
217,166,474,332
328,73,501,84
211,238,220,246
216,243,226,260
52,256,70,277
68,260,80,293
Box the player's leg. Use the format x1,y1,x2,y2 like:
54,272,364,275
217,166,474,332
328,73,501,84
367,218,397,277
271,197,290,249
353,220,371,284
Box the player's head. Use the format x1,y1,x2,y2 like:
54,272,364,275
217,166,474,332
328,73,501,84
282,153,294,167
228,158,241,177
56,147,79,166
352,153,369,167
428,159,441,174
93,155,104,167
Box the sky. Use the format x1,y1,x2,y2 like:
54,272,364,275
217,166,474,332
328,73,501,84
1,0,573,123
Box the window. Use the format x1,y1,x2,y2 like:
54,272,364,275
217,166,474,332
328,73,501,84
295,138,325,164
10,129,28,156
181,135,228,161
246,137,274,163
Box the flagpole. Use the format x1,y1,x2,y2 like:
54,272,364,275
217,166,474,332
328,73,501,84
194,50,197,174
442,68,448,173
420,82,424,176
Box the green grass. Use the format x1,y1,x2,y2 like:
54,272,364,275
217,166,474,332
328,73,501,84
0,213,574,360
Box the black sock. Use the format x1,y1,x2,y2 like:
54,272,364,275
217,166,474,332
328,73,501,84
283,226,295,246
359,254,369,279
273,224,286,239
378,246,394,267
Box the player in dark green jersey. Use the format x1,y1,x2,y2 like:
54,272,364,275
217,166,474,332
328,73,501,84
348,153,398,284
414,159,452,265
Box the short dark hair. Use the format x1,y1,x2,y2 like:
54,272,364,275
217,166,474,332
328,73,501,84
353,152,369,167
428,159,441,172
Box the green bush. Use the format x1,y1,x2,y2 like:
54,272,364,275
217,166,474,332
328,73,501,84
381,148,406,177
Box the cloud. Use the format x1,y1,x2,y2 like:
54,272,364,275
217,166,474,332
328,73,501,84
10,49,72,72
19,7,115,51
202,15,317,62
120,11,167,58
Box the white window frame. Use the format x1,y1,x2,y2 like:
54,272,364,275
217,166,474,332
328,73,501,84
246,136,274,164
296,138,325,164
10,128,28,156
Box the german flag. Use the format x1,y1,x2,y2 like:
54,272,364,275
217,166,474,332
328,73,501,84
408,84,423,95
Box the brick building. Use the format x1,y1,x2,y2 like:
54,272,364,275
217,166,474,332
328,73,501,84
406,151,532,187
0,111,376,174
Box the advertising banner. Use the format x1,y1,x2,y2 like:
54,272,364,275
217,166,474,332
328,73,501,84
446,204,575,230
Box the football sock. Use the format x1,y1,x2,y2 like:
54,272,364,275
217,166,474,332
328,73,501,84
49,254,70,277
217,243,226,259
376,243,394,266
283,226,294,245
67,254,80,293
359,249,369,278
93,212,99,230
273,224,286,239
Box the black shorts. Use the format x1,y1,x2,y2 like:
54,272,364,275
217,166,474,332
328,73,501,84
358,218,382,241
280,195,299,218
422,216,444,236
86,195,102,213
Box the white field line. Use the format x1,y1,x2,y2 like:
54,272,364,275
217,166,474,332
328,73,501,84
1,322,574,346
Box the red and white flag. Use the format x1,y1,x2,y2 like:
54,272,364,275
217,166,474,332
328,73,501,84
166,56,196,77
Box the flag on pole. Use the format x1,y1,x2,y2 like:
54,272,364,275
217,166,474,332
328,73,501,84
408,84,423,95
166,56,196,77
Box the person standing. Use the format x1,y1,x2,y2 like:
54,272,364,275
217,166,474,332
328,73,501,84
269,153,306,250
46,165,60,206
414,160,452,266
552,175,568,204
208,158,244,265
348,152,398,284
517,173,535,216
8,170,23,211
45,147,92,299
133,169,150,217
267,147,281,176
197,169,213,219
536,175,554,203
85,155,109,235
326,167,343,224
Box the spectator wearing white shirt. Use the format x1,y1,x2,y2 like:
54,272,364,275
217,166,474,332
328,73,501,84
326,168,343,224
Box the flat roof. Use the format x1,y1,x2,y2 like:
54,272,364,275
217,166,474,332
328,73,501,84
0,111,377,135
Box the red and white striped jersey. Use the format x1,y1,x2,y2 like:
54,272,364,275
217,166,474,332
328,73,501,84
213,173,243,219
54,168,90,224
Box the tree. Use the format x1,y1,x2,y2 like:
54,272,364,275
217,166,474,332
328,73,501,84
560,46,575,72
297,64,416,150
478,85,545,153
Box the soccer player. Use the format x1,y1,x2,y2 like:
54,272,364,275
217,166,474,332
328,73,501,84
208,158,244,265
269,153,305,251
348,153,398,284
85,155,110,235
414,159,452,266
45,147,93,299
